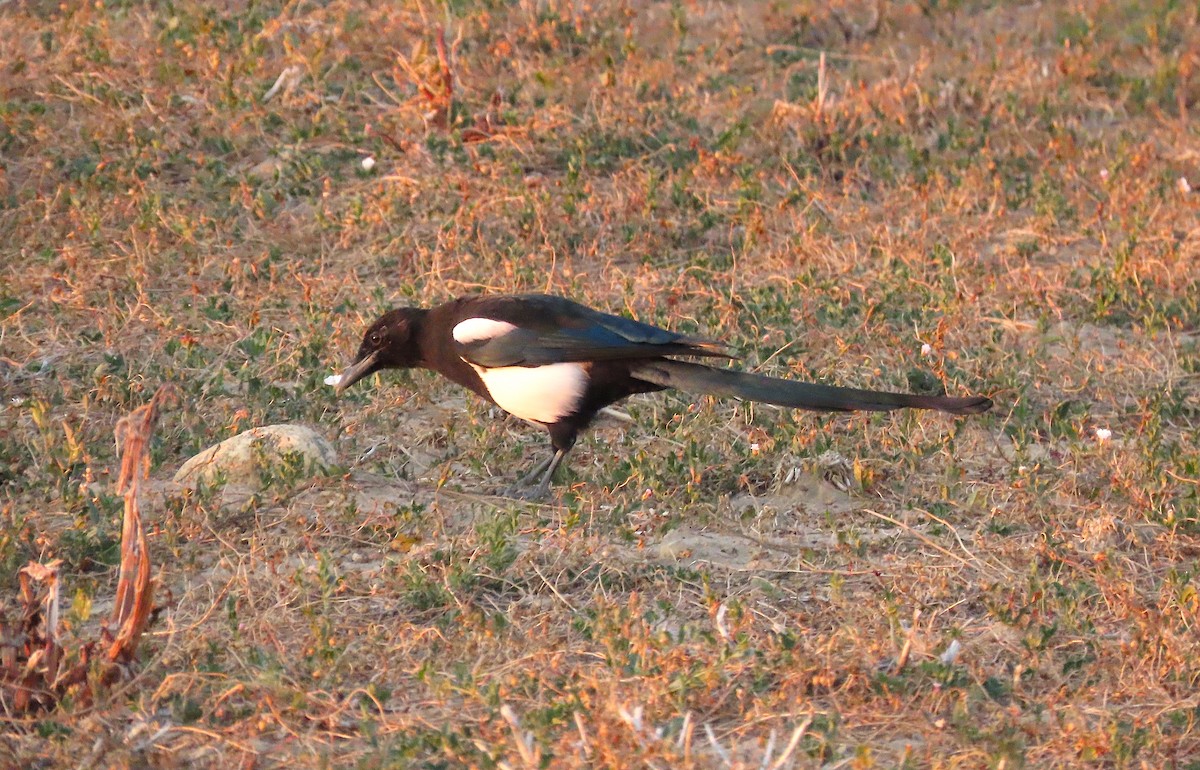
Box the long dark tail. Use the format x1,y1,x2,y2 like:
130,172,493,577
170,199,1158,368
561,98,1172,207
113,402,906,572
630,360,992,415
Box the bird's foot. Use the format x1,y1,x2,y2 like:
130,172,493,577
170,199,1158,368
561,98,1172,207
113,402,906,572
501,468,550,500
502,479,551,501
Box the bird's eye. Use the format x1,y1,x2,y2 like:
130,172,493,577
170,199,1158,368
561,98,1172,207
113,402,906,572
369,332,382,345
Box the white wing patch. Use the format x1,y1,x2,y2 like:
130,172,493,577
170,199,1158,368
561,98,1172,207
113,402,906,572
470,363,588,424
453,318,518,344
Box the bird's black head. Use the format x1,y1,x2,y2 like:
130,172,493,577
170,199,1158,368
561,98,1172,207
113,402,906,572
335,308,425,394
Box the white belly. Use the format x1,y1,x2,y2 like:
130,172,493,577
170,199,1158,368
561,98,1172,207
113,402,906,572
470,362,588,424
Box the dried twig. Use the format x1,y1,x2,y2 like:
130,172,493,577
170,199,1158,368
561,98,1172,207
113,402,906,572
893,607,922,673
815,51,828,119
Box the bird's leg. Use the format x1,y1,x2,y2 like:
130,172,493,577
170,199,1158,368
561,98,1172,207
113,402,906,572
505,427,577,500
531,449,567,497
515,452,558,487
506,449,568,500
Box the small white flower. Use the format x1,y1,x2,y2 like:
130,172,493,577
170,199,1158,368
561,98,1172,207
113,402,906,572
1095,427,1112,442
1099,168,1109,181
921,343,933,357
324,374,343,387
361,156,376,171
749,442,760,454
939,639,962,665
1178,176,1192,195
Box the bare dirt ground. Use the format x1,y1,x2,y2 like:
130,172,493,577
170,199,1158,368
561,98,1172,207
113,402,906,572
2,1,1198,767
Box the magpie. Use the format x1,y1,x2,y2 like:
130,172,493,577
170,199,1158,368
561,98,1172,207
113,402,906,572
335,294,992,497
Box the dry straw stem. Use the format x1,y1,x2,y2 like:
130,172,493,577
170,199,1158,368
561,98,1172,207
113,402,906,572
108,383,177,662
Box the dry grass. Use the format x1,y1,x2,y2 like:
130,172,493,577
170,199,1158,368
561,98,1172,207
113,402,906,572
1,385,169,717
1,0,1198,767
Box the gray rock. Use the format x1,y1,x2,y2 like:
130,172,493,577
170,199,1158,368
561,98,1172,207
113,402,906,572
174,424,338,489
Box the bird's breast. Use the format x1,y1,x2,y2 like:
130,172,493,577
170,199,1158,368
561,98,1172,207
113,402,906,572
468,362,589,424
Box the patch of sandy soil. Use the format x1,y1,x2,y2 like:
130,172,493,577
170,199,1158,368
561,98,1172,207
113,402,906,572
144,456,871,587
651,469,867,572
